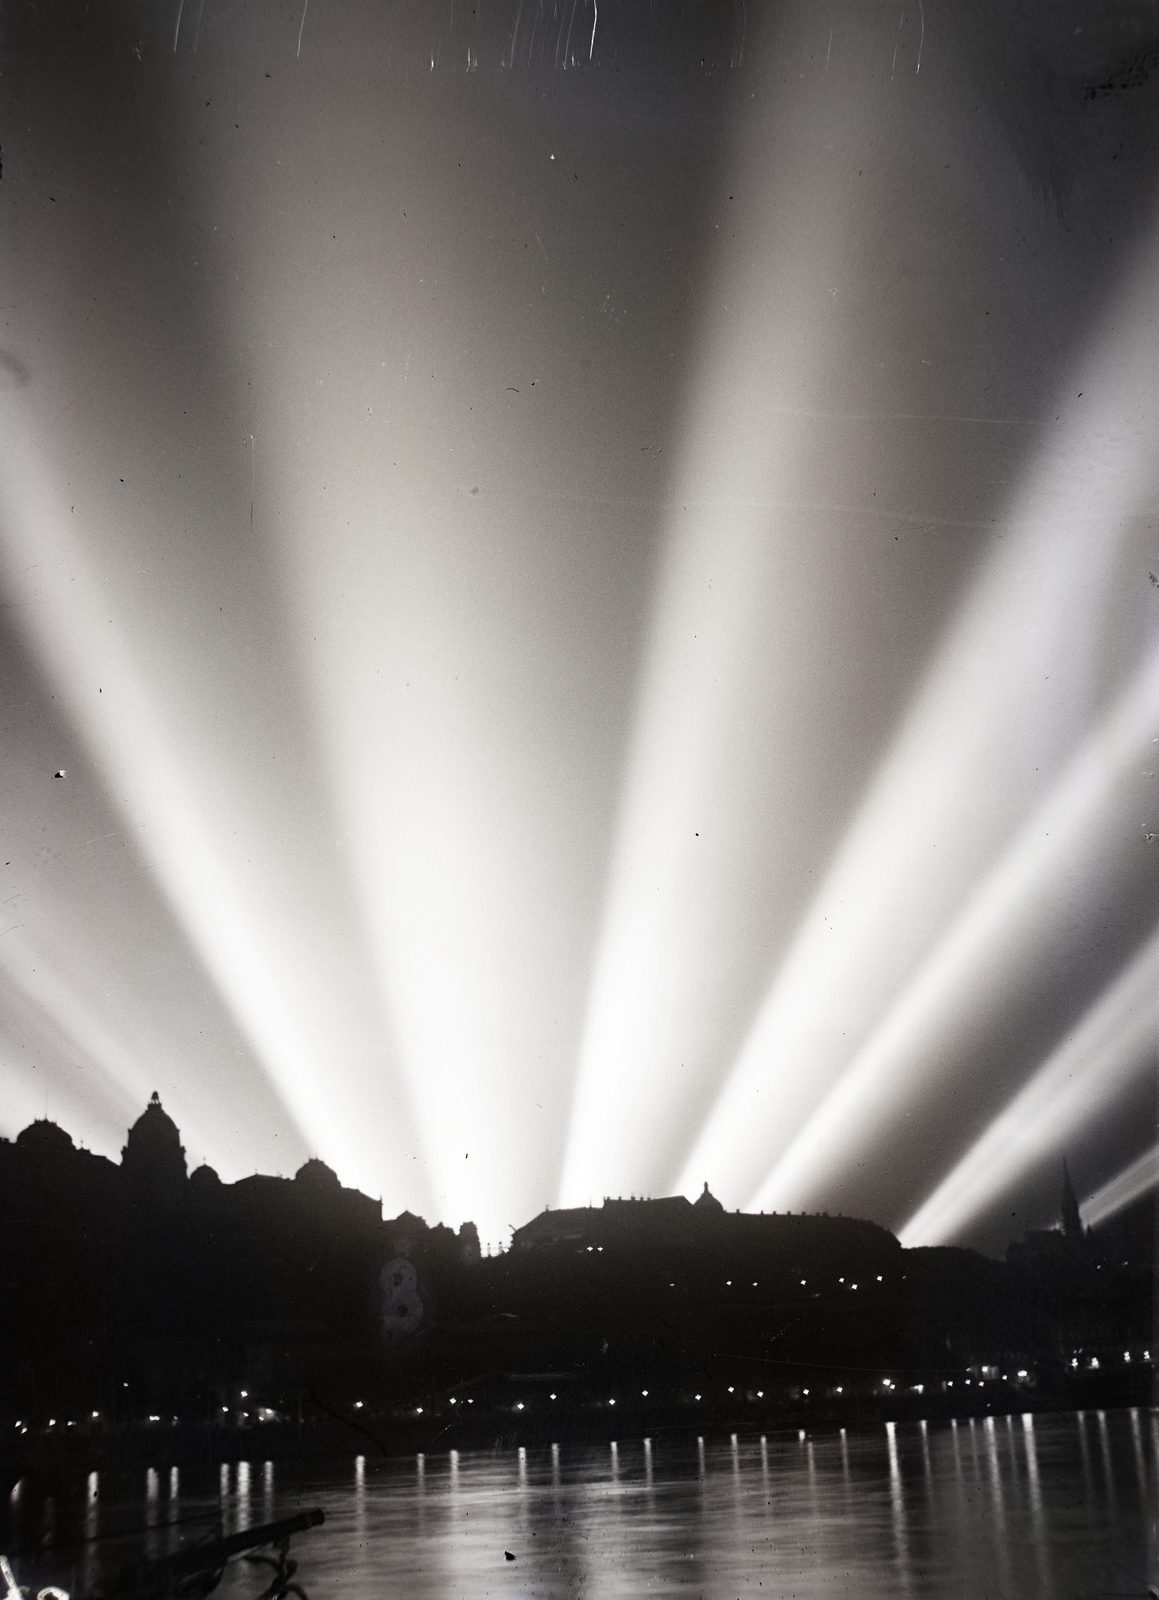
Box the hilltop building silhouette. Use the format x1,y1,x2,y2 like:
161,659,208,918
121,1090,187,1189
0,1100,1151,1447
1006,1160,1092,1264
1061,1157,1084,1244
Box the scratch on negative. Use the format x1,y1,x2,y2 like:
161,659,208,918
891,8,903,78
916,0,924,72
173,0,186,50
590,0,597,60
297,0,309,58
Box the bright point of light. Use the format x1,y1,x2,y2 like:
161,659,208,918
549,1394,556,1401
515,1403,524,1411
240,1390,247,1398
641,1389,648,1396
449,1397,456,1405
354,1401,363,1409
609,1398,616,1406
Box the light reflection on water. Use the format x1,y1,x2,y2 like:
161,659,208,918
7,1410,1153,1599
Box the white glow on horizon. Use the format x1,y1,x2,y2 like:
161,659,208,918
560,34,893,1208
0,946,167,1143
749,632,1159,1215
0,413,366,1184
1080,1144,1159,1232
898,925,1159,1245
676,226,1159,1211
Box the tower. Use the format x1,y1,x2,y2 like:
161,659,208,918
121,1091,187,1189
1060,1157,1083,1244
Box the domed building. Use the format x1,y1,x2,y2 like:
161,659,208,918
121,1091,187,1188
294,1157,341,1189
16,1119,76,1160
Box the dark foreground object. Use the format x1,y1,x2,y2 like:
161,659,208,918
110,1509,324,1600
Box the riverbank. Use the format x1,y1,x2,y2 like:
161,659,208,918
3,1363,1151,1481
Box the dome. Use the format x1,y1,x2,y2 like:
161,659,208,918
693,1181,724,1213
294,1157,340,1188
121,1091,187,1186
16,1119,75,1158
189,1162,222,1190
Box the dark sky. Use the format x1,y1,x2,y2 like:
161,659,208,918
1,0,1156,1255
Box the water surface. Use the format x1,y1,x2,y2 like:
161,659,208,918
10,1409,1156,1599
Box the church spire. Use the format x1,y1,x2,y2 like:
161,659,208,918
1061,1157,1083,1243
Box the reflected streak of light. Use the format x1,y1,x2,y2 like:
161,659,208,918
898,924,1159,1245
1080,1142,1159,1230
982,1418,1012,1594
754,634,1159,1218
1129,1410,1146,1501
1076,1411,1093,1500
1021,1414,1051,1597
353,1455,366,1557
236,1461,250,1533
83,1473,100,1596
1096,1412,1119,1524
885,1423,912,1595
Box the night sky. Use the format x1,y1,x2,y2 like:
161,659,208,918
1,0,1157,1256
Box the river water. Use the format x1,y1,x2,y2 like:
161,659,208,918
10,1408,1156,1599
